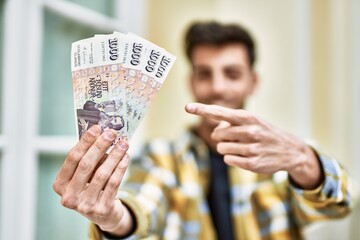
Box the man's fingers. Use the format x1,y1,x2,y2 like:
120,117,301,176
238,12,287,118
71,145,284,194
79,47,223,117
223,154,255,171
212,125,262,142
185,103,238,124
214,120,231,131
101,153,130,203
81,141,129,204
185,102,252,125
88,155,107,183
53,125,101,195
64,129,117,197
217,142,258,156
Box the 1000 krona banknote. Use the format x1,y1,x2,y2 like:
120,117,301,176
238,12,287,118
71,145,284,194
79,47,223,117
71,32,176,142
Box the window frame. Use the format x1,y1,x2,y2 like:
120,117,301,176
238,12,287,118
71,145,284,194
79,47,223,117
0,0,146,239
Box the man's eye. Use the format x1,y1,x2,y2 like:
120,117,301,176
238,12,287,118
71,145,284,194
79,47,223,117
226,71,242,80
196,71,211,80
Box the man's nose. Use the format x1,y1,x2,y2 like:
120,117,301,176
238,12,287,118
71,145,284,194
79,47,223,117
211,74,227,94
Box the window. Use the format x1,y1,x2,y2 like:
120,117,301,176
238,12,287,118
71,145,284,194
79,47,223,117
37,154,88,239
0,1,145,239
39,9,112,136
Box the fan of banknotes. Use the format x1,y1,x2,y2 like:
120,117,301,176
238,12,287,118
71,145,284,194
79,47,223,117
71,32,176,142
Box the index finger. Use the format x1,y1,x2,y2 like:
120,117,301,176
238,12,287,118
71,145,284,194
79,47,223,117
54,125,101,194
185,102,250,125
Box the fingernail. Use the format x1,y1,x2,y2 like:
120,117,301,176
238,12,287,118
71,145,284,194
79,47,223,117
117,141,129,151
186,103,196,112
88,125,100,135
104,130,116,140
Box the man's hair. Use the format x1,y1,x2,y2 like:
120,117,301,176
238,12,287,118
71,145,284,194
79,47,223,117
185,21,256,67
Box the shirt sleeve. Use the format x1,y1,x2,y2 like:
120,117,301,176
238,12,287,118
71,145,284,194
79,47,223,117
289,149,358,226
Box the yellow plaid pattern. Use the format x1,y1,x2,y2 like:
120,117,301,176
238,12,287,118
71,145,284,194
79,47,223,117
90,130,355,240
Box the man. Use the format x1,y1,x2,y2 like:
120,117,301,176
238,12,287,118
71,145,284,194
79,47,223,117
53,21,356,239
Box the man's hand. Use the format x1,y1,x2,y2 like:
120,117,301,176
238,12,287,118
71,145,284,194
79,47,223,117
186,103,324,190
53,125,134,236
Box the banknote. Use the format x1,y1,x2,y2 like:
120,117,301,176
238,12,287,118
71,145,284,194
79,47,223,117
71,32,176,142
114,32,176,139
92,34,129,138
72,34,128,141
114,32,148,138
127,50,176,139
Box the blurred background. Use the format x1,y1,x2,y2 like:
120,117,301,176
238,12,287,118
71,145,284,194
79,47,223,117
0,0,359,239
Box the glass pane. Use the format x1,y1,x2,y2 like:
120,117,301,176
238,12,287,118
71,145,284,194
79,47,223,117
39,10,114,136
36,154,88,240
66,0,116,17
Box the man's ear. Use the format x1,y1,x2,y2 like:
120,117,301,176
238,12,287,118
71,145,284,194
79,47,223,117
188,71,195,96
248,71,259,96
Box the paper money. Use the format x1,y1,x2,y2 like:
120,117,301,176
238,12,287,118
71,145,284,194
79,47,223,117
71,32,176,142
120,32,175,139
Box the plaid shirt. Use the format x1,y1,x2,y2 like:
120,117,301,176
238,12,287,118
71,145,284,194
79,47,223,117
90,130,355,240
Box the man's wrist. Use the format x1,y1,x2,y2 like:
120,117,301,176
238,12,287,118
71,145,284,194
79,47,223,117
98,202,135,238
288,145,324,190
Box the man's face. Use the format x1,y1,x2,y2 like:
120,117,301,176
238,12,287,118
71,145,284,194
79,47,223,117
190,43,257,129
